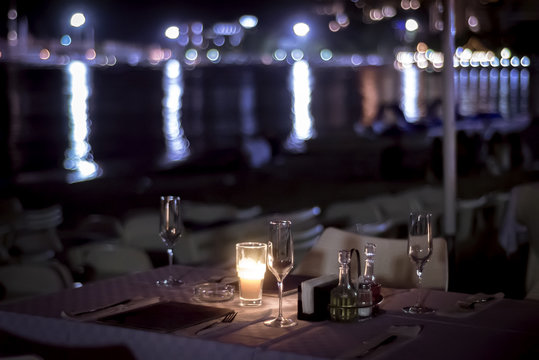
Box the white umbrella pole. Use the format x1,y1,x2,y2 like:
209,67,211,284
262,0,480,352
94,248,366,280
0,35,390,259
442,0,457,275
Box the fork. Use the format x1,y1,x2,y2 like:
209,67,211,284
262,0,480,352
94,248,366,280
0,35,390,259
195,312,237,335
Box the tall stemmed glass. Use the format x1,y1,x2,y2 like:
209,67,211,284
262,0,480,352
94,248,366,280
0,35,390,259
156,195,184,287
264,220,297,328
403,211,435,314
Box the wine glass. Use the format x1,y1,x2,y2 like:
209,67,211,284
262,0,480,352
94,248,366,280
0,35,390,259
403,211,435,314
156,195,184,287
264,220,297,328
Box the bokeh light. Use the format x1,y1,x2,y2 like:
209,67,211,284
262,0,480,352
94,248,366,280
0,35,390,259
70,13,86,28
165,26,180,40
293,22,310,37
239,15,258,29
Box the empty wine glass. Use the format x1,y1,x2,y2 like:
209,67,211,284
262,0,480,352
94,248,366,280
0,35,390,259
264,220,297,328
156,195,184,287
403,211,435,314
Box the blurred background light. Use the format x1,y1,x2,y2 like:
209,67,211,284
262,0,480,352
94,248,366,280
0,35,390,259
7,9,17,20
239,15,258,29
405,19,419,32
293,22,310,37
291,49,304,61
165,26,180,40
320,49,333,61
70,12,86,28
273,49,287,61
60,34,72,46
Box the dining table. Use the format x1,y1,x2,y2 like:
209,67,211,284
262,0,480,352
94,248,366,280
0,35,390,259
0,264,538,360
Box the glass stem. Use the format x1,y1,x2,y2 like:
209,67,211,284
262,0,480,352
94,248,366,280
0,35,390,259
415,267,423,307
277,280,284,319
167,248,174,268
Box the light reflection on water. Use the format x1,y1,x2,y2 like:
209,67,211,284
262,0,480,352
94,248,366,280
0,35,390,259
285,60,315,152
43,62,533,181
162,59,190,164
64,61,101,183
401,66,421,122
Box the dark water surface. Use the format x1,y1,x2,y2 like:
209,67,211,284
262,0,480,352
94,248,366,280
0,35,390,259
1,62,534,182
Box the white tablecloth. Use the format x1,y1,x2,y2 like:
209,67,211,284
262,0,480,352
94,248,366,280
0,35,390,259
1,265,538,359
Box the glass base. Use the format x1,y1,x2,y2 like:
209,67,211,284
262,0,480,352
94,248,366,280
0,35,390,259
240,298,262,306
156,277,183,287
402,305,435,314
264,316,297,328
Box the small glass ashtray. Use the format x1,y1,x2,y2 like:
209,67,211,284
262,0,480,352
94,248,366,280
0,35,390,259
193,283,235,302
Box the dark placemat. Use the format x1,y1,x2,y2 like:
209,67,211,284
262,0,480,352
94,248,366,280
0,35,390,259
98,301,234,333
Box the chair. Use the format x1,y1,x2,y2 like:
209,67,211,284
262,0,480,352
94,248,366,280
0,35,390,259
1,197,24,264
455,195,489,244
0,261,73,303
122,209,161,252
401,185,444,216
293,223,325,266
66,243,153,282
175,206,322,267
11,204,64,262
293,227,449,291
501,183,539,299
182,200,262,227
75,214,124,242
322,200,384,230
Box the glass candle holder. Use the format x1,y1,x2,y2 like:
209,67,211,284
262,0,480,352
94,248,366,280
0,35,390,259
236,242,267,306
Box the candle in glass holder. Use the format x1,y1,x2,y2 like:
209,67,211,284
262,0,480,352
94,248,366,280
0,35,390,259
236,242,267,306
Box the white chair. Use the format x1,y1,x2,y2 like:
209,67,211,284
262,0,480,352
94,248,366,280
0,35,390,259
0,261,73,303
401,185,444,216
176,206,322,267
75,214,124,242
11,205,64,262
501,183,539,299
182,201,262,227
322,200,384,229
293,227,449,291
122,209,161,252
66,243,153,282
455,195,489,244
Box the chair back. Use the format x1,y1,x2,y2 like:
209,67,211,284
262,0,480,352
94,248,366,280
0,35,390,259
0,261,73,303
11,204,64,261
76,214,124,242
511,183,539,295
176,206,322,267
293,227,448,291
67,243,153,281
122,209,161,251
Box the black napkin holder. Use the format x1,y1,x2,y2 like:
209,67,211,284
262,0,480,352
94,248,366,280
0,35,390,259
297,279,339,321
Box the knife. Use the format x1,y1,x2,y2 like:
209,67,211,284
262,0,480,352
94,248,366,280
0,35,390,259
65,299,132,317
355,335,397,358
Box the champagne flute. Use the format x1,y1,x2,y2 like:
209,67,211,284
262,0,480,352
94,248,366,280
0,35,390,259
156,195,184,287
264,220,297,328
403,211,435,314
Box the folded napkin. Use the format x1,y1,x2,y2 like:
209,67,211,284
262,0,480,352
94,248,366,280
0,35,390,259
338,325,423,359
301,274,338,314
437,292,504,318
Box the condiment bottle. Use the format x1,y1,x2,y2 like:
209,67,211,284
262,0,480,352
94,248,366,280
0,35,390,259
329,250,359,322
357,243,381,301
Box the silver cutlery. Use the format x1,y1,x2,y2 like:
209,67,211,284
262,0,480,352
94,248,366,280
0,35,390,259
63,299,132,317
458,296,496,310
195,311,237,335
356,335,397,358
